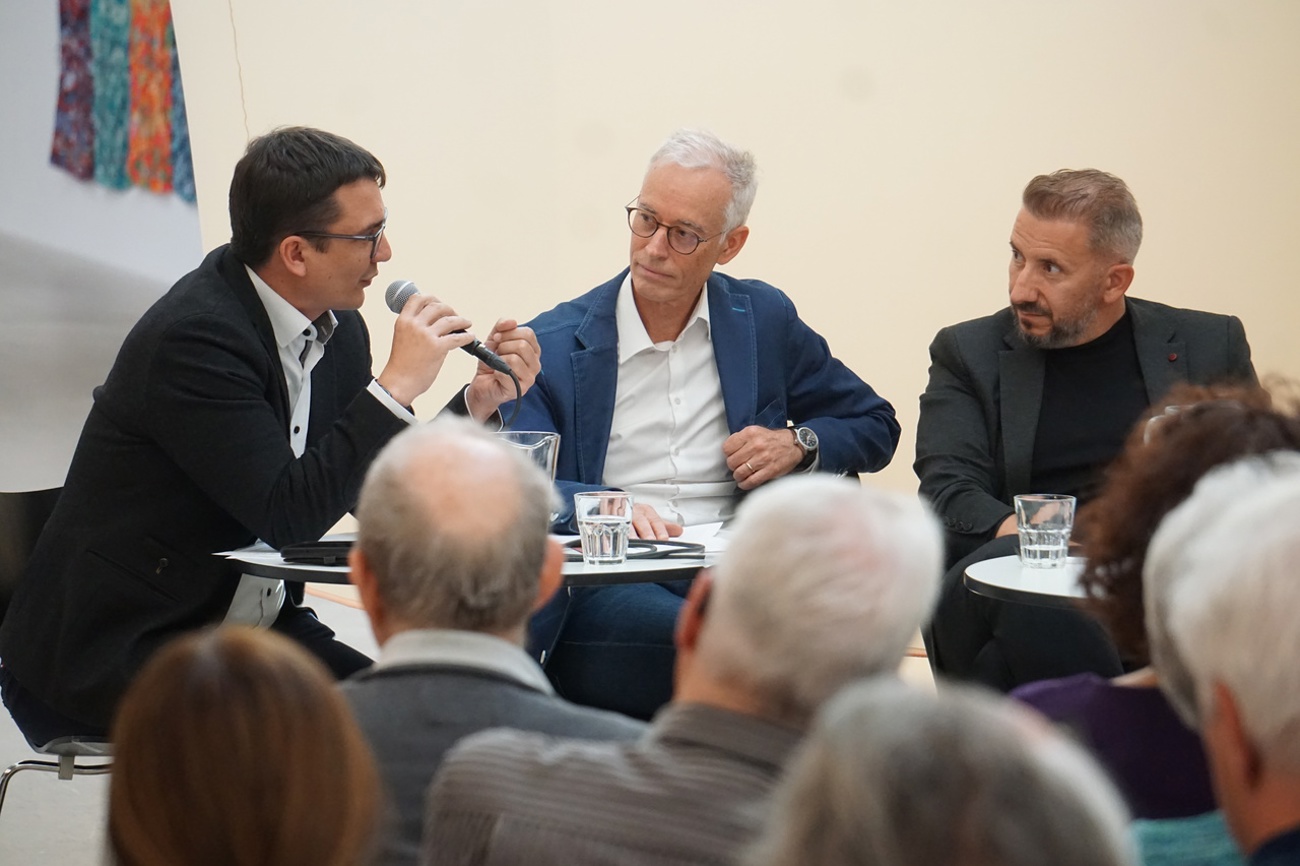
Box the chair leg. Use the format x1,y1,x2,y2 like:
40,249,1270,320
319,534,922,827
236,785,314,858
0,758,112,816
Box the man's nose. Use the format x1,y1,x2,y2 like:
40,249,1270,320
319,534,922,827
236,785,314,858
375,232,393,263
1008,266,1036,304
644,224,671,257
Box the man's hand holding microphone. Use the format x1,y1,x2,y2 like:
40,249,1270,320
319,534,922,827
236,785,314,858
377,280,540,421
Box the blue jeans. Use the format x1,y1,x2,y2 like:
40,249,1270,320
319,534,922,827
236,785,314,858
539,580,693,721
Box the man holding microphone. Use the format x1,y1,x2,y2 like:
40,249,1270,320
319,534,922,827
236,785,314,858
0,126,540,742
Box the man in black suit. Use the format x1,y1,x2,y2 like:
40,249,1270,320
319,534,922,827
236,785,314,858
915,168,1255,690
0,127,541,741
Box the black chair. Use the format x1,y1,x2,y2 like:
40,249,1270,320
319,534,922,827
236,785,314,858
0,488,112,815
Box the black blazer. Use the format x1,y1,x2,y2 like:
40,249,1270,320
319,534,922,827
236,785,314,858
914,297,1256,563
0,246,439,728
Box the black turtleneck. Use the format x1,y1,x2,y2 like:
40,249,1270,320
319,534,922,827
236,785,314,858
1029,311,1148,502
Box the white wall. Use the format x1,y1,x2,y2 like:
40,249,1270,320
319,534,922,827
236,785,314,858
0,1,202,286
170,0,1300,493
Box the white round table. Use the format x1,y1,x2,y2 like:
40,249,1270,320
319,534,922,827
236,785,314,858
223,539,712,588
963,554,1087,609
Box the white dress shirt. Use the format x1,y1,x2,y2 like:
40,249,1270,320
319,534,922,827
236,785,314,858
225,267,414,627
601,275,737,526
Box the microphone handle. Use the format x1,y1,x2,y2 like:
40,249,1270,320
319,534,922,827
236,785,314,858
457,333,513,375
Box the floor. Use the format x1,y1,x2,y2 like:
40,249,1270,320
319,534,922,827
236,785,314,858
0,231,932,862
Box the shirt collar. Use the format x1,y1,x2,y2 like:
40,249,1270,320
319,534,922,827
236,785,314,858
245,265,337,349
649,702,804,772
374,628,554,695
616,272,711,364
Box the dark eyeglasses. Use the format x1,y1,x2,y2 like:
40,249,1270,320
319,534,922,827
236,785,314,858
292,208,388,260
626,203,723,256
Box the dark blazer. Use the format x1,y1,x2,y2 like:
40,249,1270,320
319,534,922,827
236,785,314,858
342,663,644,866
507,268,902,526
914,297,1256,561
0,245,449,728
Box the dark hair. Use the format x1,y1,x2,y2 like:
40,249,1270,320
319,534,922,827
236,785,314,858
1078,381,1300,662
228,126,386,267
108,627,380,866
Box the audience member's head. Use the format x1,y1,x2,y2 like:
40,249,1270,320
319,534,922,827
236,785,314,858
747,679,1136,866
229,126,386,267
1145,454,1300,854
677,475,942,726
108,627,379,866
1077,383,1300,665
351,418,562,644
1021,168,1143,264
646,128,758,233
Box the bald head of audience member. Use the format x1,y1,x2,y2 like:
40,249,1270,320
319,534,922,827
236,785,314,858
1144,454,1300,858
349,419,562,645
674,474,943,726
746,679,1135,866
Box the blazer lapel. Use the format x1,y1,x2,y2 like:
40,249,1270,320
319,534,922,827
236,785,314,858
707,276,757,433
219,248,290,419
570,281,622,484
1130,299,1186,403
999,327,1045,496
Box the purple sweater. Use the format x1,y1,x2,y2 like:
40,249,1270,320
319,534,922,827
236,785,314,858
1011,672,1217,820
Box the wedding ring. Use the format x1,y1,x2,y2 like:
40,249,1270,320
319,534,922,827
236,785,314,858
744,461,755,473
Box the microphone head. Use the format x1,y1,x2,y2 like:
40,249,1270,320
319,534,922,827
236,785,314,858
385,279,418,313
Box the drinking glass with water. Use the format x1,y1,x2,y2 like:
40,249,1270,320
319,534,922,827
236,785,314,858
573,491,634,565
1014,494,1076,568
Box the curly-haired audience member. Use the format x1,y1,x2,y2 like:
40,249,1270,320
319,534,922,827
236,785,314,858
1012,383,1300,864
108,627,380,866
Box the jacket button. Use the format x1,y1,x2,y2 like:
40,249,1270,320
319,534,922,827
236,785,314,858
156,558,169,574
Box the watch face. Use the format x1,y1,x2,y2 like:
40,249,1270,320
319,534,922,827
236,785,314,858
797,427,818,451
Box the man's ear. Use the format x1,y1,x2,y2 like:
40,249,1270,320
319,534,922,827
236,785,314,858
348,547,387,637
716,226,749,266
278,234,311,278
674,569,713,654
1102,262,1135,302
1207,680,1264,793
532,538,565,612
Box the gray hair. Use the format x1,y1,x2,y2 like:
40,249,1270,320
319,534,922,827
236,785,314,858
354,418,559,632
1022,169,1143,264
647,128,758,232
746,679,1136,866
1147,453,1300,771
697,476,941,724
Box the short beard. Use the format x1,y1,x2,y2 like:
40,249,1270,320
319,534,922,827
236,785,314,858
1014,305,1097,350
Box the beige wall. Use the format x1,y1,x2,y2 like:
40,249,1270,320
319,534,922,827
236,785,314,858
171,0,1300,493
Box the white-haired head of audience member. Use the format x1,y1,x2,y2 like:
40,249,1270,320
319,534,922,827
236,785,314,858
1145,452,1300,855
676,475,942,726
745,679,1136,866
350,418,562,644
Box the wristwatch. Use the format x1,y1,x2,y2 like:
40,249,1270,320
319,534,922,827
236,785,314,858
792,426,819,471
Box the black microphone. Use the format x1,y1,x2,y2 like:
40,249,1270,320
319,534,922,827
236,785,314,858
384,280,513,375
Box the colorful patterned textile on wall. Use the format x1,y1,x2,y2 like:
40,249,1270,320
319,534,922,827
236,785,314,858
51,0,95,180
168,26,195,203
126,0,171,192
91,0,131,189
53,0,196,204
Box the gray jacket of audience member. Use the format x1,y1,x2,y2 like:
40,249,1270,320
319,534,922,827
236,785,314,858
341,630,645,866
423,702,803,866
